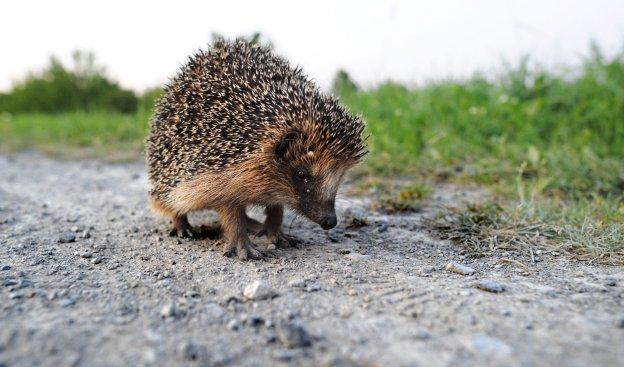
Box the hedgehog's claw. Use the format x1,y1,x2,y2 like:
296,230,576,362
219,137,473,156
169,221,221,240
258,228,300,248
222,240,263,261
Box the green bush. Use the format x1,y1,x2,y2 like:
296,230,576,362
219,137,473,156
0,51,138,114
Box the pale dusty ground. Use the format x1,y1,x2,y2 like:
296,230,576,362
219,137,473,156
0,153,623,367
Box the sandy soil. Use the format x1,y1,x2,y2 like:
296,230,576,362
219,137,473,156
0,153,622,367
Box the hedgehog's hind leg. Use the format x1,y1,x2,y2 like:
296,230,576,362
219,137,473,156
245,215,264,234
216,204,263,260
258,205,300,250
151,196,219,239
169,214,221,239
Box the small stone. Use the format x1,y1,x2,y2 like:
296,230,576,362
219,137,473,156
160,302,178,318
204,303,225,320
227,319,239,330
17,278,33,288
158,270,173,280
288,278,307,288
80,252,92,259
446,261,475,276
80,230,91,239
414,329,431,340
243,280,277,300
305,283,321,292
9,292,22,299
277,321,312,348
58,298,76,307
59,232,76,243
91,257,103,264
344,253,370,261
469,334,513,357
604,278,617,287
176,342,208,361
266,334,277,343
476,279,506,293
377,222,389,233
272,349,296,361
417,266,435,276
1,265,11,271
337,248,351,255
249,315,265,326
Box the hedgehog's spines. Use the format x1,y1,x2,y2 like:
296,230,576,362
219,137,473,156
147,39,366,204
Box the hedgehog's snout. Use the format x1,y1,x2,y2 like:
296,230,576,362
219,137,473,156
312,201,337,230
319,214,337,230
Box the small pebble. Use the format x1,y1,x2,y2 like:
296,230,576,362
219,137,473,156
1,265,11,271
476,279,506,293
287,278,306,288
227,319,239,330
59,232,76,243
337,248,351,255
414,329,431,340
91,257,103,264
204,303,225,320
469,334,513,357
58,298,76,307
248,315,265,326
80,252,92,259
277,321,312,348
604,278,617,287
344,253,370,261
446,261,475,276
377,222,388,233
305,284,321,292
160,302,178,318
176,342,207,361
243,280,277,300
272,349,296,361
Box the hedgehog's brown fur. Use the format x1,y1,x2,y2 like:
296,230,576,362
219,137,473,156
147,40,366,260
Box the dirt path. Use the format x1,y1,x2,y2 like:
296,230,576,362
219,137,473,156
0,153,622,367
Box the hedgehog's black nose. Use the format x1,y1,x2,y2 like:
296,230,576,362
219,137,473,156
320,215,337,230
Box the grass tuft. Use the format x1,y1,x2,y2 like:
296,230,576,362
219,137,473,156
428,199,624,265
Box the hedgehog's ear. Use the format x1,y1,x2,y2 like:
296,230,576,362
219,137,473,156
275,131,300,158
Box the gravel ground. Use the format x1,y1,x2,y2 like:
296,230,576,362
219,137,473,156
0,153,623,367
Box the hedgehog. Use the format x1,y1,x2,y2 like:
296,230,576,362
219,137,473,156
147,40,367,260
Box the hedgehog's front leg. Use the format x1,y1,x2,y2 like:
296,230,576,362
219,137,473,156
216,204,263,260
258,205,300,250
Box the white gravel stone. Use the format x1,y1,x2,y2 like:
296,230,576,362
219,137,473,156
446,261,475,275
243,280,277,300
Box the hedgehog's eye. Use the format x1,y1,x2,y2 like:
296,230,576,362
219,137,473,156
295,168,308,181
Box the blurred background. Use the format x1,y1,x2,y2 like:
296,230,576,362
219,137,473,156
1,1,623,257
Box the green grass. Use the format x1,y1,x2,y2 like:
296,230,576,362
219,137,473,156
1,47,623,262
0,110,150,158
339,51,624,264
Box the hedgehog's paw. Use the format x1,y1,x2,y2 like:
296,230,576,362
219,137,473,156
222,240,263,261
169,223,220,239
259,229,300,250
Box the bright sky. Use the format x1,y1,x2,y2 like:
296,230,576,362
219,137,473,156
2,0,623,92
